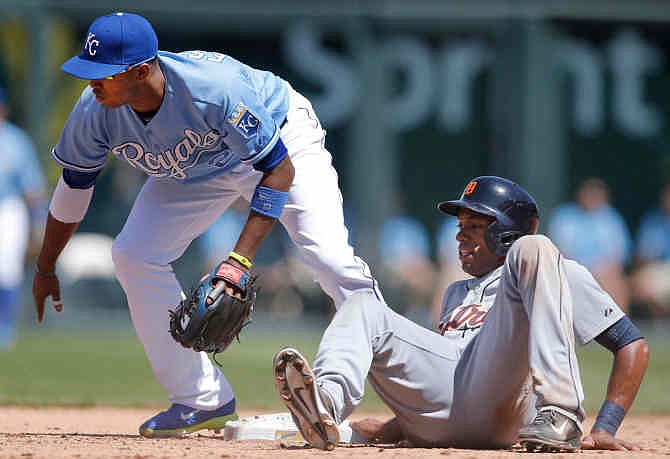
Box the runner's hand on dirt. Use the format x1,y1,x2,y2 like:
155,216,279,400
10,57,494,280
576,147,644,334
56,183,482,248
581,429,640,451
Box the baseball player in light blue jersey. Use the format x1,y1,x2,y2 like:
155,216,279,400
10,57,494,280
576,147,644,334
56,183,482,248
274,176,649,452
32,12,381,437
0,87,46,348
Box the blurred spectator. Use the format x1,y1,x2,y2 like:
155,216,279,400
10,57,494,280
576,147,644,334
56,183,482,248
631,183,670,319
0,87,47,348
377,212,436,325
548,177,632,312
433,215,470,321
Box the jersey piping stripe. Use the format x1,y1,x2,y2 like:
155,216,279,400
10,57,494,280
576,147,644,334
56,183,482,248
354,257,382,301
559,253,583,415
239,126,280,165
51,148,105,173
479,275,501,302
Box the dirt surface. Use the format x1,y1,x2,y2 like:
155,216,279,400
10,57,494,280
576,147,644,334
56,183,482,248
0,407,668,458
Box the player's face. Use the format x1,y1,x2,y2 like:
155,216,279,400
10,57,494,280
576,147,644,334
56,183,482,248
88,68,142,109
456,209,504,277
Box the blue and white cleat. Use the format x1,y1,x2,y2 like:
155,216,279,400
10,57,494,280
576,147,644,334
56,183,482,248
139,398,238,438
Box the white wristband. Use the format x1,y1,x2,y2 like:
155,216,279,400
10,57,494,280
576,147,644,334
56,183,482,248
49,176,94,223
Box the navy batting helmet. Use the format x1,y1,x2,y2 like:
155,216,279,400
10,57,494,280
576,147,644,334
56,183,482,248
438,176,539,257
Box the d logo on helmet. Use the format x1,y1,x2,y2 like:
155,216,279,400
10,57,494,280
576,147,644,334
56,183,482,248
464,180,478,195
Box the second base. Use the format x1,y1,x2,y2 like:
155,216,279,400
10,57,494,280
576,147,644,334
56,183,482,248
223,412,369,444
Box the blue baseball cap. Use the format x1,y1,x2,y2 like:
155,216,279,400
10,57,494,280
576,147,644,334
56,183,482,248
61,12,158,80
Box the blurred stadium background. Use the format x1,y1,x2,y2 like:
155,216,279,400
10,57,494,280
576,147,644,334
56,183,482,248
0,0,669,413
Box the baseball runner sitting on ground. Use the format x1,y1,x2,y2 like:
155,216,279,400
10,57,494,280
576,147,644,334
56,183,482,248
32,11,382,438
274,175,649,452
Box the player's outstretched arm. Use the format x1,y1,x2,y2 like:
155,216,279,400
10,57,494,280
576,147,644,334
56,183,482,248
228,155,294,271
582,337,649,451
33,212,79,323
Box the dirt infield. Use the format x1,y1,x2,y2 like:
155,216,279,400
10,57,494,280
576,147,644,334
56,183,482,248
0,407,668,458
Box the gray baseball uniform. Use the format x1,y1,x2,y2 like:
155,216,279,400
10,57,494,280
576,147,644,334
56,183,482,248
313,234,624,448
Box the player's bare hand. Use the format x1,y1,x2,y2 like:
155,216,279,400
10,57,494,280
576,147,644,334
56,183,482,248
581,429,640,451
350,417,402,444
32,269,62,324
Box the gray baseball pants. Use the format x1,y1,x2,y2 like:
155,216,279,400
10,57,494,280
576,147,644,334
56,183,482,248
313,235,585,448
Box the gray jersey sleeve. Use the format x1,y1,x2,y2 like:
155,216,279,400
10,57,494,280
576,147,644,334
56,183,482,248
564,258,625,345
439,280,469,326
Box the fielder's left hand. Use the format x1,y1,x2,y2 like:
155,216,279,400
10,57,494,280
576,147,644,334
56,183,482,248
32,267,63,323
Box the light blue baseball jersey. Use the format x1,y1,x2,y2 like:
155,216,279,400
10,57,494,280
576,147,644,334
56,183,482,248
0,121,46,199
52,51,290,184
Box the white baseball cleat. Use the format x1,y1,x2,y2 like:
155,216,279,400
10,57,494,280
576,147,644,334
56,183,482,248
517,407,583,452
273,347,340,450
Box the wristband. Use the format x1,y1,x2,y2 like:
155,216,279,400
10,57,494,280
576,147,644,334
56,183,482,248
250,185,288,219
228,251,253,270
593,400,625,436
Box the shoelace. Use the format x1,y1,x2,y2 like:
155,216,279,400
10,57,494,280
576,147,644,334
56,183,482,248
531,410,555,425
318,386,336,419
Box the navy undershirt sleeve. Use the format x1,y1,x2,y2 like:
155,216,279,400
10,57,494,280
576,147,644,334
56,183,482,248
253,138,287,173
595,316,644,352
62,168,99,189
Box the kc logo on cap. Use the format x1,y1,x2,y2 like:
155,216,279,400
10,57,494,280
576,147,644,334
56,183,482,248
84,33,100,56
61,12,158,80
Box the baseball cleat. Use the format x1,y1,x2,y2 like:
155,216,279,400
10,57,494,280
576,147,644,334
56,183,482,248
139,398,238,438
273,347,340,450
517,407,583,452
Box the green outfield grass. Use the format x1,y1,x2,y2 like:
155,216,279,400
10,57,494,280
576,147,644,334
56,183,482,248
0,329,668,414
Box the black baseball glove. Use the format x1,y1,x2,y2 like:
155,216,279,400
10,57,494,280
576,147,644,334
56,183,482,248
169,260,257,356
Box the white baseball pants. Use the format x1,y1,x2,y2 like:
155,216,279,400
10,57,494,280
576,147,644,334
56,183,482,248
111,84,379,409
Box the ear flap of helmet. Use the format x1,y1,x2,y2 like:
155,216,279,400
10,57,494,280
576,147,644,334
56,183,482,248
485,221,527,257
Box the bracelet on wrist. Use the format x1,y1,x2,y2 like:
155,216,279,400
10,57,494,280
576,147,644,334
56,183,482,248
593,400,625,436
228,251,253,270
35,265,57,278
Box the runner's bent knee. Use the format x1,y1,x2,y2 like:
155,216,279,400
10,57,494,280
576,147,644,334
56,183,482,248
508,234,557,266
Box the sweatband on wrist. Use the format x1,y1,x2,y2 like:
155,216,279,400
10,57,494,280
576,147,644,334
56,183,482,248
250,185,288,219
593,400,625,436
49,176,94,223
228,250,253,270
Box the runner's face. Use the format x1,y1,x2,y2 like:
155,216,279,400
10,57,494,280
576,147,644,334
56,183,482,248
456,209,504,277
